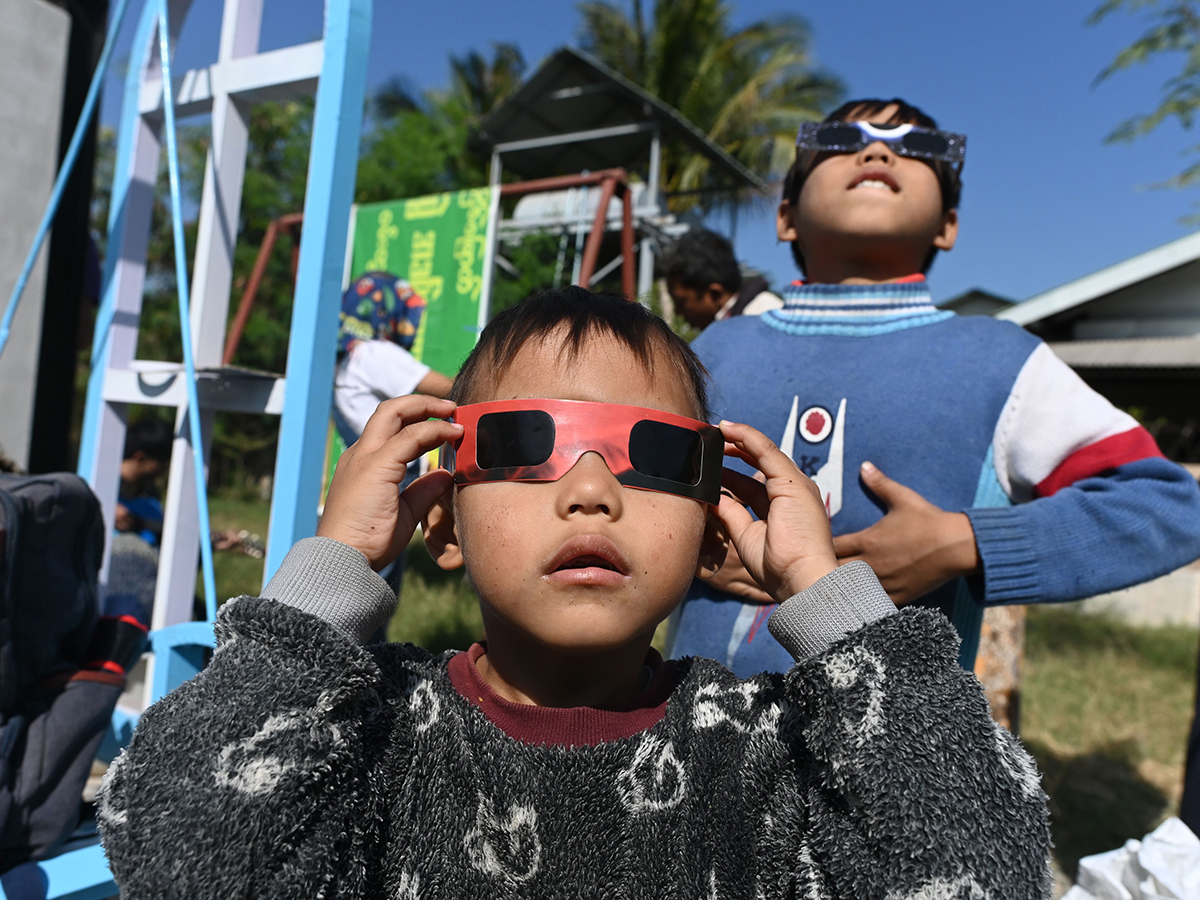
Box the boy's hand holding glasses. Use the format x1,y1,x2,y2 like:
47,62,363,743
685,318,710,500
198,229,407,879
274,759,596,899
715,420,838,602
318,394,462,571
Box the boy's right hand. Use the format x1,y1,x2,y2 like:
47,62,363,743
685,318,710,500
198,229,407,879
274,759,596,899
317,395,463,571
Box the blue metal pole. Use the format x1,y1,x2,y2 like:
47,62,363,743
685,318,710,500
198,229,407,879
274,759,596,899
157,0,218,621
0,0,134,363
264,0,372,580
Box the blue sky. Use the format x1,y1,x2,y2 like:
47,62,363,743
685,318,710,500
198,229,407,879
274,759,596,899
101,0,1200,305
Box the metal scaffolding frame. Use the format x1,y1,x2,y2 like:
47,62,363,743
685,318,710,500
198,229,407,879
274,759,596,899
76,0,371,699
476,47,766,309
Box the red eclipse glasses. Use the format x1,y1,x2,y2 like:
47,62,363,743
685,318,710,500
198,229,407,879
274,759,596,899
440,399,724,505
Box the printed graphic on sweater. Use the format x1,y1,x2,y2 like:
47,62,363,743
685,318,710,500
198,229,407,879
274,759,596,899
615,735,687,813
395,870,420,899
886,874,992,900
693,681,780,735
824,646,886,750
406,676,440,733
214,690,343,797
463,793,542,883
780,395,847,519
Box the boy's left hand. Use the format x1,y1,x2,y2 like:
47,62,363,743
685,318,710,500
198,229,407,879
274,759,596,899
716,421,837,603
832,461,981,605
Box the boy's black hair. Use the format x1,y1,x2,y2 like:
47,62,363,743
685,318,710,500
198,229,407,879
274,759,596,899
782,98,964,276
450,286,710,421
123,416,173,463
656,229,743,294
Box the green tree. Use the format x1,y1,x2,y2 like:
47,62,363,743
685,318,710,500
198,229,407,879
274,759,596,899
577,0,842,206
356,43,525,203
1091,0,1200,194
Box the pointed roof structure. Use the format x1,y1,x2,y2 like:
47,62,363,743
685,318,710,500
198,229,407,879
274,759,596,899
473,46,766,194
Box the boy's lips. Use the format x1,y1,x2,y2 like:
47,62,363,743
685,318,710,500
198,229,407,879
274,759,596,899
848,169,900,193
544,534,631,586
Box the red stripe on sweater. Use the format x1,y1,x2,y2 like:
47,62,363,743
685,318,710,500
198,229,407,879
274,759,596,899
1034,427,1164,498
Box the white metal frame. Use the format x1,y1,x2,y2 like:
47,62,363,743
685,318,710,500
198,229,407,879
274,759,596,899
485,123,675,305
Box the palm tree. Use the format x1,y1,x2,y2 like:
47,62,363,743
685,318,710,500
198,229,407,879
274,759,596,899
577,0,842,205
441,43,527,123
359,44,526,201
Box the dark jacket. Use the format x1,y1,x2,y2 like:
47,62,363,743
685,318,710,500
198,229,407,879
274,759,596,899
98,541,1050,899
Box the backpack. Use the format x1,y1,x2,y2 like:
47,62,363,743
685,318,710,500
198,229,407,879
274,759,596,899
0,474,104,716
0,473,117,868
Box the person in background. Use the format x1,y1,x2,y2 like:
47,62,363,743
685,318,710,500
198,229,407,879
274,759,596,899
115,417,172,546
333,272,452,447
656,229,783,329
669,98,1200,678
332,272,454,604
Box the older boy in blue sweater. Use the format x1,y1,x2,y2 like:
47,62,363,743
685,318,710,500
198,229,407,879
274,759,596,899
670,98,1200,675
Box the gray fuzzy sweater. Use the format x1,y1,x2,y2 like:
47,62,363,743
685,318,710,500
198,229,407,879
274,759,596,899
98,539,1050,899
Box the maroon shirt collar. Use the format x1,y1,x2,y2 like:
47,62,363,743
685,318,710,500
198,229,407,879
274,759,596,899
447,643,677,747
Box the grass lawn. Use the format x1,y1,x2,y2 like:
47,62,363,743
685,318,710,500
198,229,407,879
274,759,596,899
1022,605,1198,877
205,492,483,650
202,494,270,604
201,492,1200,877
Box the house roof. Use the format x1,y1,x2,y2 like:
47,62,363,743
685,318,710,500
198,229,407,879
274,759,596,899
998,230,1200,326
473,47,766,193
937,288,1014,317
1049,336,1200,368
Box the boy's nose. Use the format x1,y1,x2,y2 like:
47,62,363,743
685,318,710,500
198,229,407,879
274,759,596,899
557,451,624,519
858,140,895,165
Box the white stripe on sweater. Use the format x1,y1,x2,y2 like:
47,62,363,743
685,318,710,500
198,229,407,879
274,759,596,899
992,343,1137,502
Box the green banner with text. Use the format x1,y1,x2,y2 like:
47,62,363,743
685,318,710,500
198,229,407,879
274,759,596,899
350,187,493,376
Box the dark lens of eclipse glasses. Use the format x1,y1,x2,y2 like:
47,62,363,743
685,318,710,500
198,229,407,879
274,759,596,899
900,130,950,156
476,410,555,469
815,124,864,148
629,420,703,485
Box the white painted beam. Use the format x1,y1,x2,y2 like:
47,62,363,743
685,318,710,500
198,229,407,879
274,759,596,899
102,366,286,415
138,41,323,118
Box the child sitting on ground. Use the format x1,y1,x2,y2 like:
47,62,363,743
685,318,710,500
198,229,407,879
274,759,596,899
97,289,1051,899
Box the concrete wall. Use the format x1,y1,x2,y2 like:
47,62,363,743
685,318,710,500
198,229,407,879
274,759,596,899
0,0,70,469
1077,560,1200,628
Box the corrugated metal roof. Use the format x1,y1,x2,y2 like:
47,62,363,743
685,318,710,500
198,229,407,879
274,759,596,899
999,231,1200,326
474,47,766,192
1049,336,1200,368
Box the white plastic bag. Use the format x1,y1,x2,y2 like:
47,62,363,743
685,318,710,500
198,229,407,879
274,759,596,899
1062,818,1200,900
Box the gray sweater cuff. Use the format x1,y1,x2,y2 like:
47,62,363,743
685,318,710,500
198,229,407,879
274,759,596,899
767,561,896,663
262,537,396,644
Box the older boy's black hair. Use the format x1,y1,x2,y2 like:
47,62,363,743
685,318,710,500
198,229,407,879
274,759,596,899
123,416,173,463
783,98,964,276
450,286,710,421
656,229,743,294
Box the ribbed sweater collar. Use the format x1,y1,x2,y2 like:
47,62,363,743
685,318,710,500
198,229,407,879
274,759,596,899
764,274,953,336
447,642,677,747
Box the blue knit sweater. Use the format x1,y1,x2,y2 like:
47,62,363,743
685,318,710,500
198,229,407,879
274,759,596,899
670,278,1200,675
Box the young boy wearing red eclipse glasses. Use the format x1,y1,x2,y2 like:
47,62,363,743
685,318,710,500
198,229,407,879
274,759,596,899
98,288,1051,899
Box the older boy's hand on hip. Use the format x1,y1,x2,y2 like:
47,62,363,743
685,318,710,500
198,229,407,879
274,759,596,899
318,395,463,571
832,461,981,606
698,543,774,604
715,421,838,603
